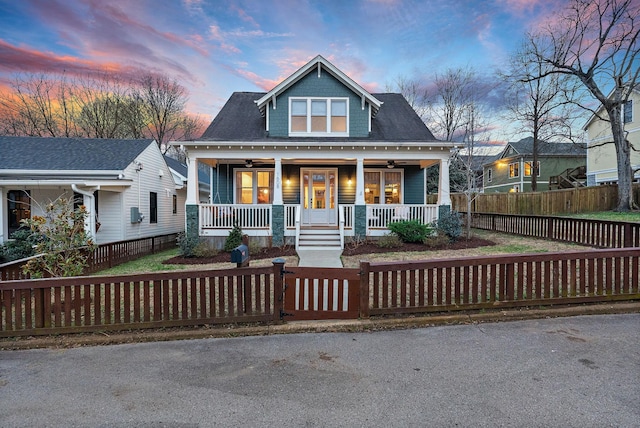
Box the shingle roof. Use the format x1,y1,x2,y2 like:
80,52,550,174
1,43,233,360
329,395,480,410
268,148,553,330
0,136,154,170
200,92,437,142
163,155,210,184
504,137,586,157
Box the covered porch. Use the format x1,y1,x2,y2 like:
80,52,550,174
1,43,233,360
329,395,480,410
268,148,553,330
180,141,455,249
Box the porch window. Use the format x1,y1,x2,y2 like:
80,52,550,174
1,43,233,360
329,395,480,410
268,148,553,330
364,170,403,204
289,97,349,136
524,161,540,177
509,162,519,178
236,170,273,204
7,190,30,236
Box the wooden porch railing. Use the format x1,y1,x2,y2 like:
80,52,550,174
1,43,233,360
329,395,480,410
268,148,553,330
200,204,272,230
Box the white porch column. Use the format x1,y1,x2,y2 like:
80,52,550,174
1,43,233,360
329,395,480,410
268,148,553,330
355,157,365,205
438,158,451,206
0,187,5,244
273,157,283,205
186,156,199,204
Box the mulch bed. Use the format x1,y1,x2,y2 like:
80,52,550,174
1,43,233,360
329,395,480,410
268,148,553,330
164,236,495,265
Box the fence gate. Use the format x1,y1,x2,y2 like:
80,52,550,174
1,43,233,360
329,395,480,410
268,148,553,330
282,267,361,320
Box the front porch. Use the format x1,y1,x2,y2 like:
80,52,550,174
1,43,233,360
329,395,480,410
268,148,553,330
197,203,440,248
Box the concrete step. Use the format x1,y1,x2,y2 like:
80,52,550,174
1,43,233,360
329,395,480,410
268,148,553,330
298,230,341,248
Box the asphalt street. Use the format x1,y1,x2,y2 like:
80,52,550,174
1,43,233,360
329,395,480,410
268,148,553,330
1,313,638,427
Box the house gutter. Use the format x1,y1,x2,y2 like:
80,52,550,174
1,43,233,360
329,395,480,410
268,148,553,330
71,184,97,239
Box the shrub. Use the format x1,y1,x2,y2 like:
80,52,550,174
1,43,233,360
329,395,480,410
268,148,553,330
435,210,462,242
177,231,199,257
248,240,262,255
21,198,96,278
387,220,432,243
424,234,450,248
0,228,38,263
377,233,403,248
193,241,218,258
223,222,244,252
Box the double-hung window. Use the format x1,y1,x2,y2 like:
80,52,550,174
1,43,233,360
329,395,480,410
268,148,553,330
236,170,273,204
623,100,633,124
524,161,540,177
289,98,348,136
509,162,519,178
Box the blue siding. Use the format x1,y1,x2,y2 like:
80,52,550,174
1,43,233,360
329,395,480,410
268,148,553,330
338,165,356,204
403,166,424,204
268,69,370,137
283,165,300,204
211,163,234,203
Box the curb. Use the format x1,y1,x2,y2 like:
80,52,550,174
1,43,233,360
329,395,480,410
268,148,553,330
1,302,639,350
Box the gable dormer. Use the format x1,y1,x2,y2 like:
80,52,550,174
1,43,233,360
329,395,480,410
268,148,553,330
255,55,382,138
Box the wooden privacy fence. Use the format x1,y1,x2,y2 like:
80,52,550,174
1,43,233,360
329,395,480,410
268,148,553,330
0,233,178,281
2,250,640,337
466,213,640,248
451,184,640,215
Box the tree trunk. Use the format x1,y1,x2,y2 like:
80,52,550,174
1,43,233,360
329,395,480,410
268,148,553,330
608,104,633,211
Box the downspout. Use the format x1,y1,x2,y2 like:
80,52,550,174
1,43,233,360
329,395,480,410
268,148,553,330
71,184,96,238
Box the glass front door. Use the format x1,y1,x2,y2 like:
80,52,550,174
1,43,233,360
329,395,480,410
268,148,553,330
301,169,337,225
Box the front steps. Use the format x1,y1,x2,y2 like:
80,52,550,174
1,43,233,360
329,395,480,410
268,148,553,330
297,228,341,249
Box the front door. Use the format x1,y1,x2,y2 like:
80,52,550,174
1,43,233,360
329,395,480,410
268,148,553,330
301,169,337,225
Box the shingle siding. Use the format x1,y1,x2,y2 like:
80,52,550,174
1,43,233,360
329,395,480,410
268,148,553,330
403,166,424,204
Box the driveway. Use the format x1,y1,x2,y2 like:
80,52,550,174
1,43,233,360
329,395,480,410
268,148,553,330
1,313,638,427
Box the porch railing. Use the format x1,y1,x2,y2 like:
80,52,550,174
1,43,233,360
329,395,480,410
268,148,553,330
367,204,438,232
284,204,297,233
200,204,271,230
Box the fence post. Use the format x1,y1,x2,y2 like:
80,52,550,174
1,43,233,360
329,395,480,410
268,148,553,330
624,223,632,248
272,258,285,322
359,261,370,318
547,217,554,240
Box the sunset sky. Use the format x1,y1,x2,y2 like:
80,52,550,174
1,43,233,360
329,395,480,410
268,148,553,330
0,0,572,142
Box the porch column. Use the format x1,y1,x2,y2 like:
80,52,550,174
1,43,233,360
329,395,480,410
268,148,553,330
438,157,451,206
272,157,284,246
186,156,199,205
0,187,4,244
185,155,200,248
354,157,367,238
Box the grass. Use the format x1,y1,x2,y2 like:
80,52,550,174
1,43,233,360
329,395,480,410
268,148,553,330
477,243,548,254
93,248,187,276
561,211,640,222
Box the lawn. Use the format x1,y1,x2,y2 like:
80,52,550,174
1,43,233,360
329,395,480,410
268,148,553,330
94,230,597,275
562,211,640,222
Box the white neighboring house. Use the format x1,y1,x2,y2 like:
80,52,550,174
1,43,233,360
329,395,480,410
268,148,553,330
584,87,639,185
0,136,190,245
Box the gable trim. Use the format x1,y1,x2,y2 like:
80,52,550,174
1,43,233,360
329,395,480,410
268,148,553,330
255,55,382,116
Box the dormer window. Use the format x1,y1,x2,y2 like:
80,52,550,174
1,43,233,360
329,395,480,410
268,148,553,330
289,97,348,136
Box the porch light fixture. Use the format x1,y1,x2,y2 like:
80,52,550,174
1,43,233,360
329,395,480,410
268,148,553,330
387,160,395,169
245,159,253,168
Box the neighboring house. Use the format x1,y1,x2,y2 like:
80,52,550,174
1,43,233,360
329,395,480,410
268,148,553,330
482,137,587,193
584,88,640,185
163,155,211,204
173,55,458,249
0,136,185,245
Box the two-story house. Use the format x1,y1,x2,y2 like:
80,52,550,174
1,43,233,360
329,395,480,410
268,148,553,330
584,88,639,185
483,137,586,193
174,55,458,250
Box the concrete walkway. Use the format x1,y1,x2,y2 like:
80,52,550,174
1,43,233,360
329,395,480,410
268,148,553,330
296,247,343,267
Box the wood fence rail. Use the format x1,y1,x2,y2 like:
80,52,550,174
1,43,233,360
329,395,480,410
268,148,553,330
361,248,640,316
2,249,639,337
0,233,178,281
464,213,640,248
0,260,286,337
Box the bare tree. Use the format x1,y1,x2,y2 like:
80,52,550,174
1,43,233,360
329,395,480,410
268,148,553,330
505,43,584,191
132,74,188,153
525,0,639,210
73,74,130,139
386,75,429,121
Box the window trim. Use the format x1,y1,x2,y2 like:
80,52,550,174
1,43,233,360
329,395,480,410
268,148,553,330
288,97,349,137
234,168,275,205
509,162,520,178
524,161,541,177
363,168,404,205
150,192,158,224
623,99,633,124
